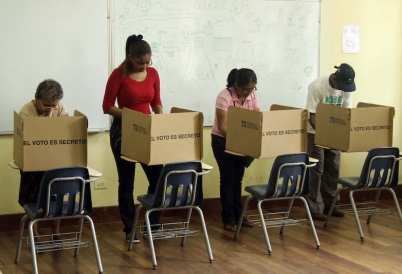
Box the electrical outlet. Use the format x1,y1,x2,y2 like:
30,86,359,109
94,180,107,190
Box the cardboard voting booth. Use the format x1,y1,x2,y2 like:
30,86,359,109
226,105,309,159
314,102,394,152
13,110,88,171
121,107,204,165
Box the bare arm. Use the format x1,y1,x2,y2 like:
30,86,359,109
105,106,123,119
152,104,163,114
309,113,316,129
216,108,228,137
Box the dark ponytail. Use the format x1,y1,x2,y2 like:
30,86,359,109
126,34,151,57
226,69,238,88
119,34,151,76
226,68,257,88
125,34,144,55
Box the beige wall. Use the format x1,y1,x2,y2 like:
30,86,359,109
1,0,401,215
329,0,402,175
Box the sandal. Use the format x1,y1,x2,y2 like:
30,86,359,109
241,218,254,227
223,223,237,231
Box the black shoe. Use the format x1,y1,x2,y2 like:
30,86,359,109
311,213,327,221
150,224,161,231
33,238,45,254
143,228,164,239
126,233,140,243
52,235,62,243
324,206,345,217
143,224,161,239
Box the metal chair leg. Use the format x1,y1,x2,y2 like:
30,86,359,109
128,205,142,251
300,197,320,249
85,216,103,274
388,188,402,224
349,190,365,240
15,214,28,264
280,199,294,235
194,207,214,263
367,190,381,224
257,200,272,254
28,220,39,274
145,210,158,269
74,217,84,257
324,187,343,227
181,208,193,246
234,195,253,239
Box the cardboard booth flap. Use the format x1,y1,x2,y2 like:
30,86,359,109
121,107,203,165
13,111,88,171
314,102,394,152
226,105,308,159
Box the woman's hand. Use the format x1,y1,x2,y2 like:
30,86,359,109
152,105,163,114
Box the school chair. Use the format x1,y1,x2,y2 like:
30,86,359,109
234,152,320,254
15,166,103,274
324,147,402,240
127,161,213,269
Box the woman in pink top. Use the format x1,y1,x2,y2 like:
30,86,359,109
211,68,259,231
102,34,163,243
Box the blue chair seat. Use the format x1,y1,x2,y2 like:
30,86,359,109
335,177,361,190
244,185,268,200
24,201,81,220
138,193,192,210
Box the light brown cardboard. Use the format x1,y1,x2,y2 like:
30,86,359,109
314,102,394,152
121,107,203,165
13,110,88,171
226,105,309,158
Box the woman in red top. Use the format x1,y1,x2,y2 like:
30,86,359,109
102,34,163,243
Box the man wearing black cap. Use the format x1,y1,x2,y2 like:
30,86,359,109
306,63,356,221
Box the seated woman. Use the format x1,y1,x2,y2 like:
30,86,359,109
18,79,68,242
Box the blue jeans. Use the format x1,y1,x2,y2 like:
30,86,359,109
110,119,162,233
211,134,246,224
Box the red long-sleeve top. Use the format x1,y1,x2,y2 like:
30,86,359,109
102,67,162,114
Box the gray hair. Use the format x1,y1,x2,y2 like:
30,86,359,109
35,79,64,100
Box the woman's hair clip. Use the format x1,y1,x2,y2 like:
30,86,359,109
129,34,143,44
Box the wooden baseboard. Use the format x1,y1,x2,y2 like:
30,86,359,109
2,185,401,233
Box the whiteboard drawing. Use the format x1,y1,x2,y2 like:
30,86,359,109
113,0,320,125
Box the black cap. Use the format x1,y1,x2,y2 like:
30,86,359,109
334,63,356,92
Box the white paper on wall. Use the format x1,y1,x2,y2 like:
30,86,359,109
342,25,360,54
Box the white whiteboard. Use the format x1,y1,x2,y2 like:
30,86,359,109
113,0,320,125
0,0,109,133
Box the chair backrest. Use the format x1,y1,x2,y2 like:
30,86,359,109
151,161,203,208
358,147,400,188
35,166,92,218
264,153,310,198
